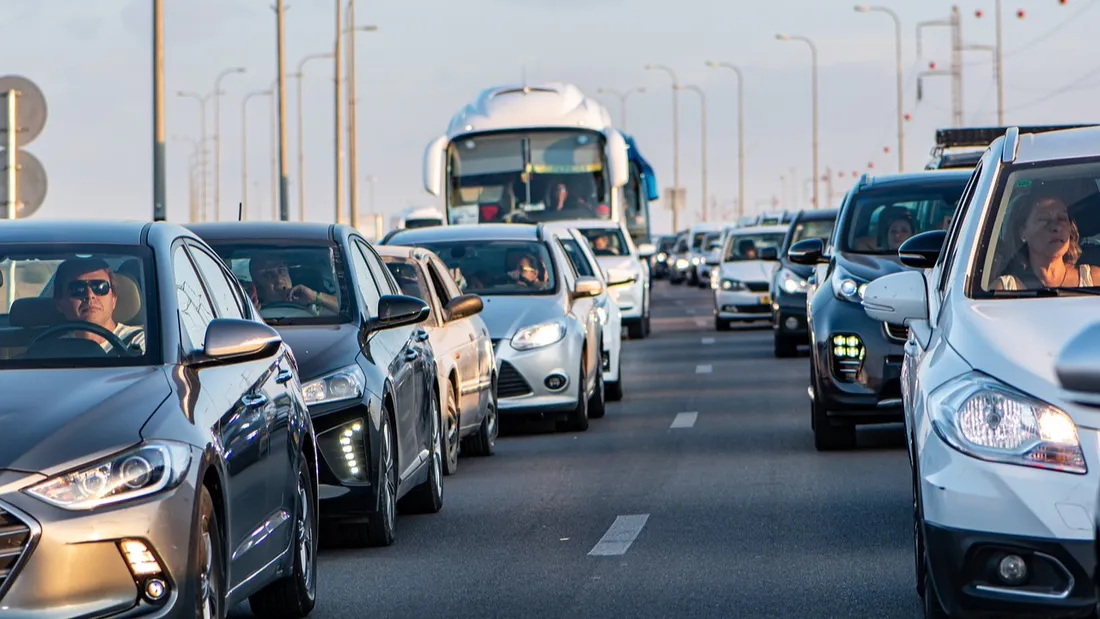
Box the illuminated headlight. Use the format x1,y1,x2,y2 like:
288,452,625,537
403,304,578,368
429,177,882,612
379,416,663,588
721,278,746,291
303,364,366,406
691,256,702,266
777,268,809,294
831,265,868,303
511,320,566,350
710,269,720,289
675,258,689,269
318,418,368,482
25,441,192,510
929,371,1086,474
657,252,667,261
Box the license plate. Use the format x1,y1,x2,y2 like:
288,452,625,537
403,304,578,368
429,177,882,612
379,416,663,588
760,295,771,305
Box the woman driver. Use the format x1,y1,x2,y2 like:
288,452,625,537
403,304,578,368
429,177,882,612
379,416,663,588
993,188,1100,290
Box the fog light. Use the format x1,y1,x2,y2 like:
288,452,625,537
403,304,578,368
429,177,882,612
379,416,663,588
119,539,163,577
997,554,1028,585
784,317,798,330
144,578,168,602
318,418,368,483
544,374,568,391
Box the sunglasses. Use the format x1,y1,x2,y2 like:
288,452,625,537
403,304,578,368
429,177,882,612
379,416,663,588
67,279,112,298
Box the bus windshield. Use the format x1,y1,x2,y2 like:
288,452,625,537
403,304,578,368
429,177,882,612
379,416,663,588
445,129,610,225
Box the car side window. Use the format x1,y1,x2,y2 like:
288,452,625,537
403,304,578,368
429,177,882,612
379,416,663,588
346,242,382,318
938,161,984,295
172,245,217,350
428,256,463,302
187,244,246,320
423,259,454,307
561,239,596,277
555,238,580,281
358,241,398,295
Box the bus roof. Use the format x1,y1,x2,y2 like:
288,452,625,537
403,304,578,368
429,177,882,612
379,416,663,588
445,82,614,139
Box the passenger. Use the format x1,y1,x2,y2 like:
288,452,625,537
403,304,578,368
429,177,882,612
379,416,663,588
993,189,1100,290
506,251,548,288
53,258,146,354
248,253,340,312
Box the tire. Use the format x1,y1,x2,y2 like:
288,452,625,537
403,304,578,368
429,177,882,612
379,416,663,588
249,458,318,618
194,486,226,619
605,355,623,402
922,555,950,618
774,333,798,358
627,319,645,339
715,316,731,332
442,383,459,476
462,377,497,457
588,360,606,419
810,367,857,451
400,392,444,514
560,359,589,432
365,413,397,546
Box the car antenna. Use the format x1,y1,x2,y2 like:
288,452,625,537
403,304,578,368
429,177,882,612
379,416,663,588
238,202,243,222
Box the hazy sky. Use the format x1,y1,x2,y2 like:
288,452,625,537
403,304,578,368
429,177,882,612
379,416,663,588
2,0,1098,235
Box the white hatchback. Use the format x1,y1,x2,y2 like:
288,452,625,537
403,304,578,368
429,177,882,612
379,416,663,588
711,225,787,330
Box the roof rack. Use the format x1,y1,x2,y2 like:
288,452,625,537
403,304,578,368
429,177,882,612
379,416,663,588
932,124,1099,151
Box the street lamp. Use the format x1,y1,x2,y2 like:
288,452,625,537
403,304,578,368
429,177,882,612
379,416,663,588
775,33,820,209
644,64,681,230
705,61,745,219
212,66,246,221
675,85,708,221
595,87,646,130
294,52,334,222
344,9,380,231
855,5,904,172
177,90,217,220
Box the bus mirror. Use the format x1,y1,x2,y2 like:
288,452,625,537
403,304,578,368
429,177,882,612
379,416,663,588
423,135,447,196
643,171,660,202
605,130,630,188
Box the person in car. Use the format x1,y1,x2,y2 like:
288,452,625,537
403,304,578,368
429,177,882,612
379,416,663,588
590,233,620,256
53,257,145,354
506,250,548,289
853,206,914,251
735,239,758,260
248,253,339,313
992,189,1100,290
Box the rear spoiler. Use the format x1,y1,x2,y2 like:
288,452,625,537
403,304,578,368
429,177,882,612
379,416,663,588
932,124,1099,153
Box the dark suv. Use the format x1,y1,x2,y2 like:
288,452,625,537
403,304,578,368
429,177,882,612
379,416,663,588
788,170,972,451
769,208,838,357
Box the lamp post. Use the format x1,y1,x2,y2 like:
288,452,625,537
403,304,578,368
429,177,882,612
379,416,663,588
294,52,333,222
344,9,379,230
212,66,246,220
855,5,904,172
152,0,166,221
775,33,820,208
644,64,681,230
595,87,645,130
676,84,708,221
704,61,745,219
177,90,217,220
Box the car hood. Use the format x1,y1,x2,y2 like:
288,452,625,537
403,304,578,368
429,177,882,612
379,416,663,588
719,260,776,283
951,297,1100,426
835,252,908,282
596,255,640,275
0,366,172,474
274,323,360,382
479,294,568,340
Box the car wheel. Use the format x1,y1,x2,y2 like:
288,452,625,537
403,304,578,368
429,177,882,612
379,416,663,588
365,413,397,546
400,391,444,514
248,457,318,618
774,332,798,358
194,486,226,619
463,376,497,457
561,358,589,432
442,384,460,476
588,359,606,419
606,354,623,401
715,316,731,332
810,366,856,451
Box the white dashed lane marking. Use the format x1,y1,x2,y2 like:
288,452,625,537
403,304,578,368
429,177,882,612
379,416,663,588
588,514,650,556
696,364,712,374
670,412,698,429
701,337,715,345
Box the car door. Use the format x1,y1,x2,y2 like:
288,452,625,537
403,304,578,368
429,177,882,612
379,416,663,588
422,256,482,429
552,235,599,386
171,242,285,586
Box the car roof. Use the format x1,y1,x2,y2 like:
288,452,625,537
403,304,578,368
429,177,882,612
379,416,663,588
540,219,624,231
794,208,839,221
728,224,790,235
185,221,340,242
384,223,541,244
1014,125,1100,165
856,169,973,192
0,219,170,245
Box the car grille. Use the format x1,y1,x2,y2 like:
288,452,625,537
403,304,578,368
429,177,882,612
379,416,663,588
0,504,32,599
745,282,769,293
498,361,533,398
883,322,909,342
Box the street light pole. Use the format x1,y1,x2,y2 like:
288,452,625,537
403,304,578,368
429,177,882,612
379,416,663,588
152,0,166,222
345,7,379,231
177,91,215,220
776,34,820,209
333,0,345,224
677,85,708,222
855,5,904,172
294,53,333,222
705,61,745,220
213,67,246,221
644,64,681,230
595,87,645,130
275,0,291,221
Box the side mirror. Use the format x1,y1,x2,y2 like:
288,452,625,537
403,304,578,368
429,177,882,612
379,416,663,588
202,318,283,362
422,135,447,196
759,247,779,261
1055,323,1100,397
636,243,657,258
445,293,483,321
788,238,827,266
372,294,430,330
572,276,605,299
861,271,929,325
898,230,948,269
604,129,630,188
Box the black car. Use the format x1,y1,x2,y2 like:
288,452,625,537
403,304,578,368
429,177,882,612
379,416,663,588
0,220,319,618
650,235,677,280
770,208,838,357
188,223,442,548
788,170,972,451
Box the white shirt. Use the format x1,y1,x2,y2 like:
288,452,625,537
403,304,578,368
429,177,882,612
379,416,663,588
103,323,146,354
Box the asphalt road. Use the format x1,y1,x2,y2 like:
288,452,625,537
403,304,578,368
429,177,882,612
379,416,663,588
233,280,920,619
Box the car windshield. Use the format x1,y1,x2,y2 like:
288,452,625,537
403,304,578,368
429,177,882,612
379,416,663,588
703,232,722,252
691,232,708,251
0,245,157,369
789,218,835,248
724,233,785,262
381,257,429,301
400,240,557,296
841,184,965,254
976,158,1100,296
577,228,628,256
205,243,351,325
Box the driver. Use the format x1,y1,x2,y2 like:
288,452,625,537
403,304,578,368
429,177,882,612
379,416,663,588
248,253,339,313
53,258,146,354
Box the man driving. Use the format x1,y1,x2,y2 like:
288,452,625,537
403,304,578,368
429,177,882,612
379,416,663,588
53,258,146,354
248,253,340,313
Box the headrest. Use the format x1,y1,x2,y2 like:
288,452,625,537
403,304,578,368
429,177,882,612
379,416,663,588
9,298,62,328
112,271,141,324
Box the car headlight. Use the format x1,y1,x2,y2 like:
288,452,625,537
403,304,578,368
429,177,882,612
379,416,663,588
831,265,868,303
777,268,809,294
675,258,689,269
929,371,1086,474
25,440,193,510
710,269,720,289
721,278,746,291
302,364,366,406
511,320,566,351
657,252,667,261
691,256,702,266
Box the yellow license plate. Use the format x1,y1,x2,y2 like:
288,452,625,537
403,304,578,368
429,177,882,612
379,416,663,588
760,295,771,305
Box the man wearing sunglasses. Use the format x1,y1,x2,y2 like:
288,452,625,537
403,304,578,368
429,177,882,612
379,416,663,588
247,253,339,314
52,258,146,354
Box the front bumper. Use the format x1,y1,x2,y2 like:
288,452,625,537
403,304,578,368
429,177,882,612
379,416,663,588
809,291,903,423
308,397,380,521
773,289,809,340
920,428,1099,618
493,337,582,417
0,456,202,618
609,280,644,320
715,288,772,320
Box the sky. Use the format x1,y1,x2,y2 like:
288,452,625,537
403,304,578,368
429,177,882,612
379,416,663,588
2,0,1099,236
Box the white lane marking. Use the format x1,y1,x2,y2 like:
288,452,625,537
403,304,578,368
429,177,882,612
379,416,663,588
686,308,697,314
675,299,684,305
695,318,708,327
670,412,698,429
701,337,715,345
696,364,712,374
588,514,650,556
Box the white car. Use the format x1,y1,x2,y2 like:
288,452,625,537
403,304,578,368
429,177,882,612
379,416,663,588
861,125,1100,618
553,219,654,339
711,225,787,330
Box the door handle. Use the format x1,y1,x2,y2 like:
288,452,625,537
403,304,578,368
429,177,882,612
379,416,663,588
404,349,420,362
241,393,268,408
414,329,430,342
275,368,294,384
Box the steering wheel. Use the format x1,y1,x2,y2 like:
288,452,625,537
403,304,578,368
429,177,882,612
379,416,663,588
260,301,316,319
29,321,136,356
